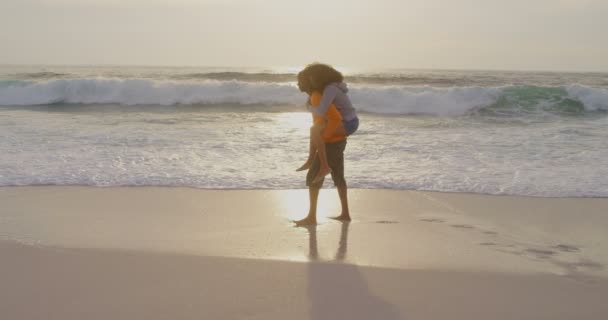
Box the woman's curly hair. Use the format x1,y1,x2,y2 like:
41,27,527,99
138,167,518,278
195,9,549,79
299,63,343,92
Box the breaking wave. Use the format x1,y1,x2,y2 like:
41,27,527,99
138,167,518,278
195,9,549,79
1,78,607,116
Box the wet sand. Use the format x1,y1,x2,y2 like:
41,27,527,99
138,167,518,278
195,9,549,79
1,187,607,319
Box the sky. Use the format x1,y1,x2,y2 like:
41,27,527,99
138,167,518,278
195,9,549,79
1,0,607,72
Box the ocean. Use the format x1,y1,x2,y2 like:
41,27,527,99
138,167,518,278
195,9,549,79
1,65,607,197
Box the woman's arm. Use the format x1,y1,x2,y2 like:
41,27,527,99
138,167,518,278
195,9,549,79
306,85,339,117
310,92,344,141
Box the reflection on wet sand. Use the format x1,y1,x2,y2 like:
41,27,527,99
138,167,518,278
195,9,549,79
304,222,403,319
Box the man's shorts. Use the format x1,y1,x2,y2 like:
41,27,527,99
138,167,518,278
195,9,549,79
306,139,347,188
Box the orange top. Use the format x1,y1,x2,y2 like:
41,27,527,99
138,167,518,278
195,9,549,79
310,91,346,143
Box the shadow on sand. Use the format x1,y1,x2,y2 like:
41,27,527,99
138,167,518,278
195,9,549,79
304,222,403,320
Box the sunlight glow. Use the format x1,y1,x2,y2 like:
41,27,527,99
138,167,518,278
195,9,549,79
277,112,312,132
273,112,311,132
271,189,340,222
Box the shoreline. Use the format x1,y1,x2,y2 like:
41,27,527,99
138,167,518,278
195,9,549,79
3,184,608,199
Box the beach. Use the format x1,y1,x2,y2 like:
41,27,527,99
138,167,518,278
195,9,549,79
2,0,608,318
2,186,607,319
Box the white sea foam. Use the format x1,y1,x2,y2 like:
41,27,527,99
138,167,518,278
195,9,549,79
0,79,303,106
566,85,608,111
350,86,502,116
1,106,607,197
1,79,607,116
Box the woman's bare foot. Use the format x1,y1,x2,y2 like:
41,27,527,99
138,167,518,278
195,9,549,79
329,214,351,221
296,161,313,172
294,216,317,226
312,166,332,184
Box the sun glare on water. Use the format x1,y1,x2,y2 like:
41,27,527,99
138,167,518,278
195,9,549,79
273,112,311,132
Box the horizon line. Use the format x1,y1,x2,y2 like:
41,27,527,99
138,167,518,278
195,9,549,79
1,63,607,75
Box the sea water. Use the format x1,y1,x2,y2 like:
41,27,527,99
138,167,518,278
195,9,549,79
1,66,607,197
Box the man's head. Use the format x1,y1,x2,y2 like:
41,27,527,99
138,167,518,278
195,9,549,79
297,69,311,94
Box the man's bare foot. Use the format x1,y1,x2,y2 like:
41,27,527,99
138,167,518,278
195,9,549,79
312,167,332,184
296,161,313,172
329,214,351,221
294,216,317,226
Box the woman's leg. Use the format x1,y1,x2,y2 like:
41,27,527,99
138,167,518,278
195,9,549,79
312,123,332,183
296,128,316,171
296,122,329,172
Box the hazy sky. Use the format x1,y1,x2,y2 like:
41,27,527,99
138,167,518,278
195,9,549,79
1,0,607,71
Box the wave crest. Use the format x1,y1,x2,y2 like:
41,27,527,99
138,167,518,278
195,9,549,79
0,79,302,106
1,79,607,116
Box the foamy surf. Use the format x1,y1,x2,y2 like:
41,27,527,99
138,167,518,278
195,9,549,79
1,78,607,116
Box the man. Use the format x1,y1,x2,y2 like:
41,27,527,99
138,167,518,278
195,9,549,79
295,71,351,226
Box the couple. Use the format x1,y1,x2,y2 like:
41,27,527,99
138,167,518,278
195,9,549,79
294,63,359,226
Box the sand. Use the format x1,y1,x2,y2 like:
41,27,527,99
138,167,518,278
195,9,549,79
1,186,607,319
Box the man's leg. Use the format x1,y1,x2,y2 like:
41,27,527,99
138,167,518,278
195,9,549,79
295,155,323,226
326,140,351,221
313,121,347,182
334,182,351,221
295,186,321,226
